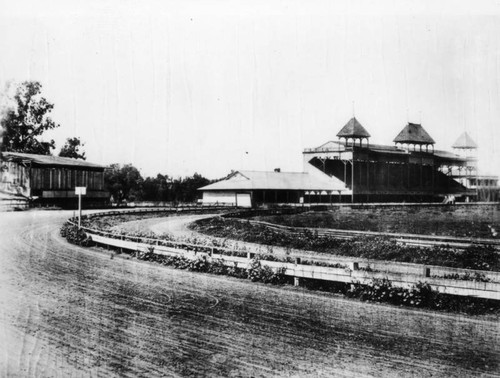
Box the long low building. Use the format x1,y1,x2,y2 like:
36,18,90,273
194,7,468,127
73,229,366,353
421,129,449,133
199,169,349,207
0,152,109,207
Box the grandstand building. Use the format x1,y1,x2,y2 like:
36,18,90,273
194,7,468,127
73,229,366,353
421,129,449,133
304,118,490,202
200,117,497,206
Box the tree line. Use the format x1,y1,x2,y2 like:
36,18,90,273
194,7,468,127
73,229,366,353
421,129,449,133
105,164,211,204
1,81,213,203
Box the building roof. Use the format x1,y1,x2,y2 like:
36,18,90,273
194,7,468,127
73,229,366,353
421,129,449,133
304,140,467,163
199,170,347,192
393,123,435,144
306,140,408,154
336,117,371,138
452,132,478,149
1,152,107,170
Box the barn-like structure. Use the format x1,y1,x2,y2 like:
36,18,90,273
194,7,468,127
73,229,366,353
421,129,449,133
0,152,108,207
199,169,349,207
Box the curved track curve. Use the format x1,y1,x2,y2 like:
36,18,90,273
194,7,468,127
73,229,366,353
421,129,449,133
0,210,499,377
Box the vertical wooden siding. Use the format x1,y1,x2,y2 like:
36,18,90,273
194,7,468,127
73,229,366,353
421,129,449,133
30,167,104,191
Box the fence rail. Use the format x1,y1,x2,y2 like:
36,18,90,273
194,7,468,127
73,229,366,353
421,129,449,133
85,232,500,300
68,208,500,301
225,217,500,250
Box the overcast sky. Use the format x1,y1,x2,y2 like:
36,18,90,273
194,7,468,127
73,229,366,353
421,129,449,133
1,0,500,178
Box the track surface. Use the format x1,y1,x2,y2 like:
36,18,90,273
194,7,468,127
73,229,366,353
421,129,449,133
1,211,499,377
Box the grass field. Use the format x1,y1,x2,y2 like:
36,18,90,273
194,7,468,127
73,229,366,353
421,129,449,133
254,205,500,239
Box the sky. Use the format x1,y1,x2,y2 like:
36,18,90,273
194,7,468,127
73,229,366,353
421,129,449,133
1,0,500,179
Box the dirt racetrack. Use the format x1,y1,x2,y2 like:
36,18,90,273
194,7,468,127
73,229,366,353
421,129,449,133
1,210,499,377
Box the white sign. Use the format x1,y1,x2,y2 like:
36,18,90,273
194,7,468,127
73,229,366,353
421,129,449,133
75,187,87,195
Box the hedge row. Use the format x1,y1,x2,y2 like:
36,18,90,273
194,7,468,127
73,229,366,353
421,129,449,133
190,217,500,271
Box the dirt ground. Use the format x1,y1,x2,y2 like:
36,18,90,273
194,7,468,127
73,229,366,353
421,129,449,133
1,210,500,377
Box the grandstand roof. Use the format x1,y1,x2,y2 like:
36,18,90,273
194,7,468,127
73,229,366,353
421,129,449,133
393,123,435,144
452,132,478,149
336,117,371,138
199,170,347,191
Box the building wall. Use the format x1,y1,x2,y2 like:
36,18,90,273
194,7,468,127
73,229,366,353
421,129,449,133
30,167,104,193
0,161,107,201
202,191,238,205
0,161,30,197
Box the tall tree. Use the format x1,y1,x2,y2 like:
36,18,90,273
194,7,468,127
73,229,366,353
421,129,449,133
104,163,144,203
0,81,59,155
59,137,86,160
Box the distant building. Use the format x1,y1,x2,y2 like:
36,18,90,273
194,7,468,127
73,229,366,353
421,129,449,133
303,118,481,202
198,169,348,207
199,117,498,206
0,152,108,207
450,132,499,201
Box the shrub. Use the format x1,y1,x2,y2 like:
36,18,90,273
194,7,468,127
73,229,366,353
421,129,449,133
435,272,491,282
248,258,287,284
347,278,436,308
60,223,95,247
188,256,210,272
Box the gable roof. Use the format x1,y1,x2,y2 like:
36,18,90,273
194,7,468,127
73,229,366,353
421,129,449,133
199,170,347,192
452,132,478,149
336,117,371,138
393,123,435,144
1,152,106,170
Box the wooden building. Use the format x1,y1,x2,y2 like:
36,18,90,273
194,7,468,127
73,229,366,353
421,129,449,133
198,169,349,207
450,132,499,201
0,152,108,207
303,118,477,202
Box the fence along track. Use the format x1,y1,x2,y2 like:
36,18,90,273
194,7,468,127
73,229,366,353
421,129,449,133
68,207,500,301
225,217,500,250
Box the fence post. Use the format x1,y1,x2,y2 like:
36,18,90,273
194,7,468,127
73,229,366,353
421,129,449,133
423,267,431,277
294,257,301,287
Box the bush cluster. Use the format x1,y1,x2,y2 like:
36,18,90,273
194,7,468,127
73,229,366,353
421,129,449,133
132,248,287,284
60,223,95,247
191,218,500,271
434,272,491,282
300,277,500,315
346,279,435,308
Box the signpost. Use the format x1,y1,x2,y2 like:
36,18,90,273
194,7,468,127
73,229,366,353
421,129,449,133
75,187,87,228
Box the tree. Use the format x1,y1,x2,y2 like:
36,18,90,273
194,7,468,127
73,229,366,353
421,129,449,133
1,81,59,155
59,137,86,160
177,173,210,202
104,163,144,203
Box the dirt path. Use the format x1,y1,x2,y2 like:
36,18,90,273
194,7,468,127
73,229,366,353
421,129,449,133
1,210,499,377
111,213,216,240
113,214,345,261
